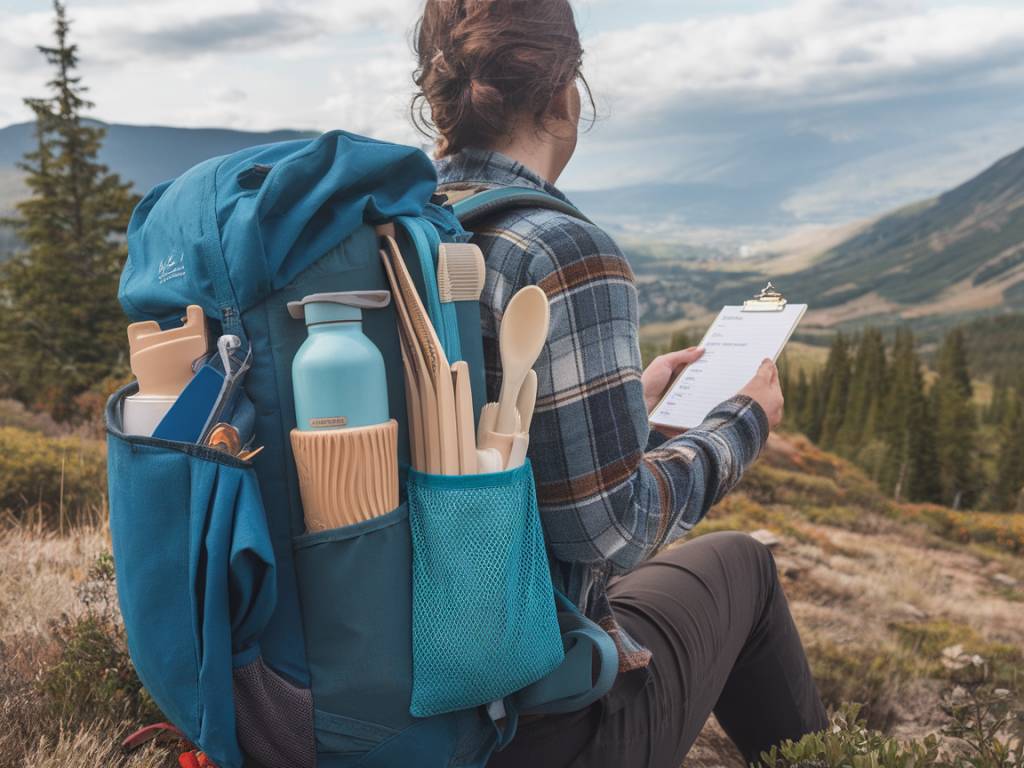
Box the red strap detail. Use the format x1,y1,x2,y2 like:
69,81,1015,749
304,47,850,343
178,753,201,768
122,722,189,751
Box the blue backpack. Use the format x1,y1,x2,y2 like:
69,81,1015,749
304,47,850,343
105,131,617,768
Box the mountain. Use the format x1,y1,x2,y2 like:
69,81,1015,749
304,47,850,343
754,145,1024,323
636,144,1024,334
0,121,318,213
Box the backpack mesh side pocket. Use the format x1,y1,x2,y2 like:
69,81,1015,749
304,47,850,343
233,656,316,768
407,461,564,717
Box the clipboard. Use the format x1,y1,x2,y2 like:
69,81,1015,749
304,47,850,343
649,283,807,431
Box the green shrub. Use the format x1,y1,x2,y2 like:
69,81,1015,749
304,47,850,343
37,553,160,730
0,398,63,436
759,706,941,768
759,692,1024,768
807,642,919,731
0,426,106,525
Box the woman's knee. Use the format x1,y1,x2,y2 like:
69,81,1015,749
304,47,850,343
692,531,779,584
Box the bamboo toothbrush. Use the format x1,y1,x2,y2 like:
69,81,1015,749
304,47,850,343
384,236,460,475
437,243,486,303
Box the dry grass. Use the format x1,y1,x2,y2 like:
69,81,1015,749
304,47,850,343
1,431,1021,767
0,524,109,641
686,432,1024,764
0,521,174,768
4,722,170,768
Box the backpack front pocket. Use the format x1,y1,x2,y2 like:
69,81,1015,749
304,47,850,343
106,386,283,768
406,462,564,717
292,505,419,763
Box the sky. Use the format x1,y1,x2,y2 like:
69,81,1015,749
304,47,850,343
2,0,1023,225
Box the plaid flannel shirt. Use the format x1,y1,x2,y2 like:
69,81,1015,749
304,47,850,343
437,150,769,672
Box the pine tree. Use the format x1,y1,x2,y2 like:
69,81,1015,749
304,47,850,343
990,394,1024,512
881,329,941,503
785,366,809,432
819,334,851,449
932,329,980,509
986,376,1010,426
836,329,887,455
0,1,137,421
797,368,822,438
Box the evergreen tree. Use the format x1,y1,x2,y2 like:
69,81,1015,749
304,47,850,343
881,329,941,503
798,369,822,439
986,376,1010,426
819,334,851,449
0,1,137,421
836,329,887,455
990,394,1024,512
932,329,980,509
786,367,809,432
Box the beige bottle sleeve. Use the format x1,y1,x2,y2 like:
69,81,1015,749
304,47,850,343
290,420,399,532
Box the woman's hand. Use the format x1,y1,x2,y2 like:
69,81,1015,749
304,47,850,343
738,358,784,430
643,346,704,415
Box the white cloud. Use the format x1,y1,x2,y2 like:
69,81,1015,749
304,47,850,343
584,0,1024,120
2,0,1023,229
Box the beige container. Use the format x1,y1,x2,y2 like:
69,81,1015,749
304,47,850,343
291,420,399,532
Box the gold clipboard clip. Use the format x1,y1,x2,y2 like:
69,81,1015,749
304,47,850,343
743,282,787,312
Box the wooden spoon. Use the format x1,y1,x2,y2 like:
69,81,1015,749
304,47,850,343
495,287,549,434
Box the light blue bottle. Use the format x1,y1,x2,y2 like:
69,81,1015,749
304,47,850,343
287,291,391,431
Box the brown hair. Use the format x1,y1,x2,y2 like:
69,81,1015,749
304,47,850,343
412,0,593,157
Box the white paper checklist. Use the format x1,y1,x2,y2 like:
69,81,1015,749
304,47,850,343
650,304,807,431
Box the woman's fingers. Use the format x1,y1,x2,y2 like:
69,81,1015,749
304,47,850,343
656,346,704,371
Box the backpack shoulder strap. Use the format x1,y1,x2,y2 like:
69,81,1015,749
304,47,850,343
448,186,592,228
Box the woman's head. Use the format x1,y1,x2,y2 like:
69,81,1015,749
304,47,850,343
412,0,592,162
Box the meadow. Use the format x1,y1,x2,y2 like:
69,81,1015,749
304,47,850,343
1,397,1021,767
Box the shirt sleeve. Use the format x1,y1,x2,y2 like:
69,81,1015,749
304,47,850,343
519,216,770,574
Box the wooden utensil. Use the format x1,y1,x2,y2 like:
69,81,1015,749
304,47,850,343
451,361,477,475
383,236,459,475
477,402,499,445
506,433,529,470
516,369,538,435
476,448,504,474
379,247,441,474
495,287,550,434
401,340,426,472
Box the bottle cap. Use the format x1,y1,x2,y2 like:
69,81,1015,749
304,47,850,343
288,291,391,325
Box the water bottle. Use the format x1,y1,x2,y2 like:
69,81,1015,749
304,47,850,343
288,291,391,431
287,291,399,532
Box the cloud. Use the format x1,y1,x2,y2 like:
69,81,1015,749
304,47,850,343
2,0,1023,231
110,10,324,56
584,0,1024,123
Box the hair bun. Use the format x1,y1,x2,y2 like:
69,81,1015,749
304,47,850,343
412,0,590,157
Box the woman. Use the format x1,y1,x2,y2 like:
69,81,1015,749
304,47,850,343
413,2,828,766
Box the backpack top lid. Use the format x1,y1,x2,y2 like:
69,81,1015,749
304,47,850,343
121,130,440,331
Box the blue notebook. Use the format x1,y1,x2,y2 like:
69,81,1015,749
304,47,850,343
153,364,225,444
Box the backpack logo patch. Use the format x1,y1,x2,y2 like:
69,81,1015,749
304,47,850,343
159,249,186,284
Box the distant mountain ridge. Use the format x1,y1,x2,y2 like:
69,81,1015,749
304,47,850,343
634,143,1024,332
0,121,797,239
2,121,1022,329
0,121,318,212
742,144,1024,324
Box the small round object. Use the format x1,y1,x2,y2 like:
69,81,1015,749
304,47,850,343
206,423,241,455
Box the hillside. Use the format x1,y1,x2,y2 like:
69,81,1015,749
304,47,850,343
769,145,1024,323
0,429,1021,766
634,144,1024,334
